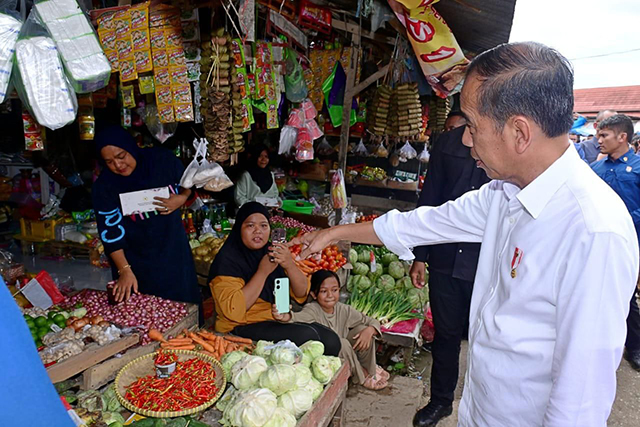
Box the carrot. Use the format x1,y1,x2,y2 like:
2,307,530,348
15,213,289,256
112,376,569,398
197,330,217,340
222,335,253,345
189,333,215,353
148,328,166,343
163,344,196,350
166,338,193,346
302,260,317,268
217,337,225,355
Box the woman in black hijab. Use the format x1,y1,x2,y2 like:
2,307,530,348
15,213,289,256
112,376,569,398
208,202,341,355
92,125,201,308
234,144,279,207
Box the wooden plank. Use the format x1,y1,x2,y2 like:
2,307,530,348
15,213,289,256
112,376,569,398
347,63,391,98
80,303,198,390
381,331,415,348
46,334,140,384
298,361,350,427
332,19,397,45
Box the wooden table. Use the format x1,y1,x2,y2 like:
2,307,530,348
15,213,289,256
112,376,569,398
298,361,350,427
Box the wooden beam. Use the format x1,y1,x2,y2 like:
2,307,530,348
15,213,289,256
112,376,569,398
332,19,397,45
388,17,408,40
348,63,390,98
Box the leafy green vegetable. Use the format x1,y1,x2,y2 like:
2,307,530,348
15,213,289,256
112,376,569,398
253,340,274,358
353,262,369,276
388,261,405,279
376,274,396,291
221,350,250,379
301,377,324,401
226,388,278,427
277,389,313,418
300,341,324,362
293,363,313,388
263,407,297,427
259,364,297,395
381,253,399,266
349,248,359,265
311,356,334,384
348,286,423,328
358,250,371,263
231,355,269,390
351,275,372,290
396,276,413,290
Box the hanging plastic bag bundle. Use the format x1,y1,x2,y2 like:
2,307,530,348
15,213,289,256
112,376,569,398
180,138,233,191
418,144,430,163
279,125,298,155
33,0,111,93
284,48,308,103
331,169,347,209
0,0,22,103
13,11,77,130
295,127,314,162
353,139,369,156
180,138,209,189
397,141,417,162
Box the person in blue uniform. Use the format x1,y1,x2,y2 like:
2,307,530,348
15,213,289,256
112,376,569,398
409,115,490,427
591,114,640,371
93,126,201,308
0,278,75,427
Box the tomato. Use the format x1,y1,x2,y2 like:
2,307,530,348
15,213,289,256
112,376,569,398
336,253,343,261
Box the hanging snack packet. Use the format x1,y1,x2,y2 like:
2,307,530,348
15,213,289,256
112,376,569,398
331,169,347,209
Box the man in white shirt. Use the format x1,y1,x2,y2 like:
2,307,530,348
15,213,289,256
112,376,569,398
294,42,639,426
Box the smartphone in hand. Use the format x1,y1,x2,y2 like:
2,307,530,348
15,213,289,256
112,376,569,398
274,278,290,314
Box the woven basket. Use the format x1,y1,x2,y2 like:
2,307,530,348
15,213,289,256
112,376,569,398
114,350,226,418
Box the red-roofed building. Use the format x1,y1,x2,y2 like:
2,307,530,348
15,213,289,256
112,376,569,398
574,85,640,119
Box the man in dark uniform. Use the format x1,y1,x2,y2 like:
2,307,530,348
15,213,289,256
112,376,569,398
411,113,490,427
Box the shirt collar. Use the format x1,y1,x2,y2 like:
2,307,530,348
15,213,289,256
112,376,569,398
515,145,578,219
607,148,635,163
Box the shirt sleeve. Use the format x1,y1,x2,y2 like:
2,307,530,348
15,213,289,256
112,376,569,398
265,173,280,199
344,304,382,335
373,181,493,260
290,276,311,304
210,275,248,324
234,173,251,207
290,304,321,324
93,181,128,255
413,141,446,262
543,231,638,426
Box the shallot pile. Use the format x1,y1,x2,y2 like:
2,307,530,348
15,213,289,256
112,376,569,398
270,216,317,239
66,291,188,345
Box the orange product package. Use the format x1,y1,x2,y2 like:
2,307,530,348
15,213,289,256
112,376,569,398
134,50,152,73
152,49,169,68
157,104,175,123
154,67,171,87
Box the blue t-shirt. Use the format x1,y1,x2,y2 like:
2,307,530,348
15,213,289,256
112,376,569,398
591,149,640,242
0,278,74,427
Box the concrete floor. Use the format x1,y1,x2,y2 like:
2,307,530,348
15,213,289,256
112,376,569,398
343,341,640,426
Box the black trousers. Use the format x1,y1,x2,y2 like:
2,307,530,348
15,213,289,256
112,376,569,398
233,321,342,356
626,290,640,353
428,270,473,406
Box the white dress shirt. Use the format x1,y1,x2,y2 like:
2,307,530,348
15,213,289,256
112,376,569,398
373,146,639,426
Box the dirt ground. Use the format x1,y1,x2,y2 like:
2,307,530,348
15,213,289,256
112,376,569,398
342,341,640,426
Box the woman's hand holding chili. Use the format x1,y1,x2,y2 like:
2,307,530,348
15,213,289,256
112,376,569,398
153,193,188,215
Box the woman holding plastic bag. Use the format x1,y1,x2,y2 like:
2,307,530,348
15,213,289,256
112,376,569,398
234,144,280,208
92,126,201,310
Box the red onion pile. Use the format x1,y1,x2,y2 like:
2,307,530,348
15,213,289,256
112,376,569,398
270,215,317,234
66,291,188,345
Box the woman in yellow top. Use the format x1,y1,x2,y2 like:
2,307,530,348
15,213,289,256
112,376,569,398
208,202,341,355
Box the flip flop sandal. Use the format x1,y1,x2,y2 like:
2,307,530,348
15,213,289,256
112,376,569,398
363,375,388,390
376,365,390,381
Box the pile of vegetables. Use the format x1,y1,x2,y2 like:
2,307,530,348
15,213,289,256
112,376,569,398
149,329,254,359
56,381,125,427
125,356,220,412
216,340,341,426
356,214,379,223
270,216,317,241
289,244,347,275
66,291,188,345
190,234,227,269
346,245,429,328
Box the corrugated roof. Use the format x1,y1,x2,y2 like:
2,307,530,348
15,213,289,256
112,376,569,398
435,0,517,54
574,85,640,118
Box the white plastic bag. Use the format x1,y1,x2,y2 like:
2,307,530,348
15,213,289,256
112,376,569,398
180,138,207,189
353,139,369,156
397,141,417,162
331,169,347,209
279,125,298,155
418,144,430,163
0,1,22,103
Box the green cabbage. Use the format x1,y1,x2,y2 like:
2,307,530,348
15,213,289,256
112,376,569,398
388,261,405,279
277,389,313,419
325,356,342,374
381,253,399,266
376,274,396,291
231,355,269,390
367,267,382,282
221,351,250,380
101,412,125,426
407,288,428,309
259,364,297,396
301,377,324,401
300,340,324,362
254,340,275,358
216,385,237,412
358,250,371,263
349,248,359,265
353,262,369,276
300,352,312,367
269,342,302,365
227,388,278,427
396,276,413,291
311,356,334,384
346,275,355,292
263,407,297,427
352,275,372,291
102,384,122,412
293,363,312,388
